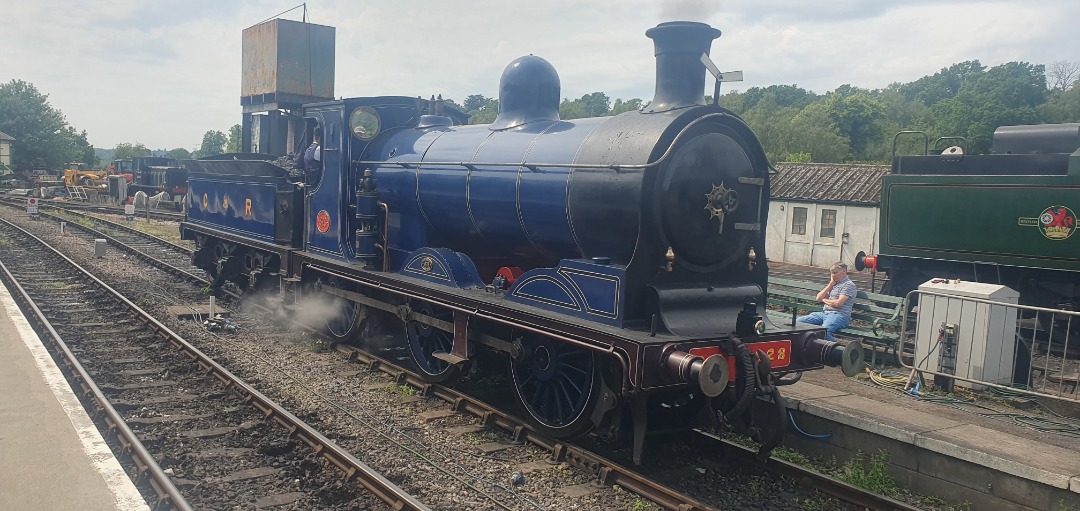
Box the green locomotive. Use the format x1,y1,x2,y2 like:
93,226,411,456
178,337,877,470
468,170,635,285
857,123,1080,312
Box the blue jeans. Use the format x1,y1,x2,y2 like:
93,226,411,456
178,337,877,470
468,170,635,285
796,311,850,342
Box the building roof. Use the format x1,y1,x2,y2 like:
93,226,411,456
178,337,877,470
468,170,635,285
0,131,13,141
770,162,891,205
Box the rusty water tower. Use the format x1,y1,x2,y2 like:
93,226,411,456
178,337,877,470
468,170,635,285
240,19,335,156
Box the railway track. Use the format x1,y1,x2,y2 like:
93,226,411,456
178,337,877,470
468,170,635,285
3,201,926,510
0,217,424,510
0,195,186,222
769,260,886,293
0,197,197,278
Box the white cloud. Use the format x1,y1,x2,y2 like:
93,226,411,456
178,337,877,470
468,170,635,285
2,0,1077,150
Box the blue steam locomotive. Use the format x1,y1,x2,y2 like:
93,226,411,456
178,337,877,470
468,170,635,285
180,21,863,463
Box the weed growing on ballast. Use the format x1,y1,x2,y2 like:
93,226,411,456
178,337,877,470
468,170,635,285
771,445,814,468
837,449,900,498
384,383,417,397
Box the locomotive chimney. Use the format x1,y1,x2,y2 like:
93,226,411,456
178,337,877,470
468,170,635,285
645,21,721,113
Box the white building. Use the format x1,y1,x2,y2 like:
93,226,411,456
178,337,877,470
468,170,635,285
766,162,890,270
0,131,12,169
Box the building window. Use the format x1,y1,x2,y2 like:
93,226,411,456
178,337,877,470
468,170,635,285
791,207,807,235
819,209,837,238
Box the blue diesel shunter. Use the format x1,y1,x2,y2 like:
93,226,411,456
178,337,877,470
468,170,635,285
180,21,864,464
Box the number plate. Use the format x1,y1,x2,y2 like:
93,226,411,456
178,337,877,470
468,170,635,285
745,340,792,368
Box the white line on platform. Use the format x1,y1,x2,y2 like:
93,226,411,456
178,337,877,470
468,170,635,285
0,283,150,511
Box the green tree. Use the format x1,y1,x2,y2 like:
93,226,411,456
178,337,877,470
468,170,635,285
68,127,98,167
198,130,228,156
559,92,612,119
579,92,611,117
785,151,812,163
0,79,94,170
442,97,464,112
463,94,491,112
113,142,151,160
165,147,192,160
787,102,853,162
824,87,885,158
739,93,797,161
611,98,644,115
718,89,746,113
738,84,817,113
899,60,986,106
466,96,499,125
863,88,934,160
226,124,241,153
559,97,587,119
931,61,1046,153
1039,81,1080,123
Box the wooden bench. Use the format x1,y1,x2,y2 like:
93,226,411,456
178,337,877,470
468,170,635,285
766,276,907,366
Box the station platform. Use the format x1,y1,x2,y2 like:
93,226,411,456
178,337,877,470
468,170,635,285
764,262,1080,510
0,282,149,510
790,370,1080,511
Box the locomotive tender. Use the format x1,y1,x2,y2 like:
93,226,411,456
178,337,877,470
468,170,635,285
857,123,1080,315
181,21,863,462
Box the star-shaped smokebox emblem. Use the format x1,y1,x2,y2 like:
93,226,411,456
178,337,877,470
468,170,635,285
704,182,738,233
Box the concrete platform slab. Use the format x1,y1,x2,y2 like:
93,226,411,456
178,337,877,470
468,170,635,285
782,374,1080,510
918,423,1080,490
780,381,850,401
0,279,148,510
795,389,963,442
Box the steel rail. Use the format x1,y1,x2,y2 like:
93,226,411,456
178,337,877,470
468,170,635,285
0,200,246,305
0,196,185,222
3,202,204,286
0,218,431,511
47,207,194,255
0,220,193,511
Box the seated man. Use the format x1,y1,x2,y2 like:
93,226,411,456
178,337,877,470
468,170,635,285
797,262,856,342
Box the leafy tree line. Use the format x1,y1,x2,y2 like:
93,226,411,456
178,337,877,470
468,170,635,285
721,60,1079,161
113,124,240,163
5,59,1078,171
0,80,96,170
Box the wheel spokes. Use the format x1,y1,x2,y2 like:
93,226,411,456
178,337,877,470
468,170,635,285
513,338,595,430
405,302,458,381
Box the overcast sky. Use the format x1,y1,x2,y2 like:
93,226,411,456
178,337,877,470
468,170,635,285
3,0,1078,151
